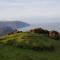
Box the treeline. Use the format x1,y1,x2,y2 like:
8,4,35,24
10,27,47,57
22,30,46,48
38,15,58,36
29,28,60,40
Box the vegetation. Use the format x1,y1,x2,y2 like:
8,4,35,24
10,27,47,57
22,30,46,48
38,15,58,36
29,28,60,40
0,28,60,60
0,32,55,51
0,37,60,60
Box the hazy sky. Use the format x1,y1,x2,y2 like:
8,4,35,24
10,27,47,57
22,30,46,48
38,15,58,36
0,0,60,23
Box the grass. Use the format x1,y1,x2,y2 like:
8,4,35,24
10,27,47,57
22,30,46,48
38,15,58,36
0,32,55,46
0,42,60,60
0,32,60,60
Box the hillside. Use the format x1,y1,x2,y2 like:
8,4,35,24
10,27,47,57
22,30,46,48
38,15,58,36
0,32,60,60
0,32,55,50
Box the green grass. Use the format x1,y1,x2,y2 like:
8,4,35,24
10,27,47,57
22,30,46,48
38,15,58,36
0,41,60,60
0,32,55,47
0,32,60,60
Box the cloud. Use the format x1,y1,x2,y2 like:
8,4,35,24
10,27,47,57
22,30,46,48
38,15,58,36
0,0,60,23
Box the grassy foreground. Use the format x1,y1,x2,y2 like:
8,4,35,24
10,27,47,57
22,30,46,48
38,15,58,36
0,32,60,60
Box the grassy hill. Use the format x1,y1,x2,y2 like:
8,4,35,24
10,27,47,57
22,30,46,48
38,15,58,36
0,32,55,50
0,32,60,60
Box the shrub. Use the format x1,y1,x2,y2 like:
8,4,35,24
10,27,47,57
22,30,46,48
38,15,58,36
29,28,49,36
49,31,60,40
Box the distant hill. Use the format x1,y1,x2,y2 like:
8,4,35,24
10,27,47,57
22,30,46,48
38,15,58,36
0,26,14,36
0,21,30,29
0,21,30,36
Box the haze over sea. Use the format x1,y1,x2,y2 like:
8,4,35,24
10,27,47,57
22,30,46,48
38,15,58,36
19,22,60,33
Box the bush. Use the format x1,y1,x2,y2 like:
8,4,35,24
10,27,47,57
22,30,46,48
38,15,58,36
29,28,49,36
49,31,60,40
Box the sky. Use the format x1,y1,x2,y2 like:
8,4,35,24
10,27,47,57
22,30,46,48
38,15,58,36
0,0,60,23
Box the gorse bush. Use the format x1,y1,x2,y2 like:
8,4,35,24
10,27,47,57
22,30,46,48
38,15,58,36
29,28,49,35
